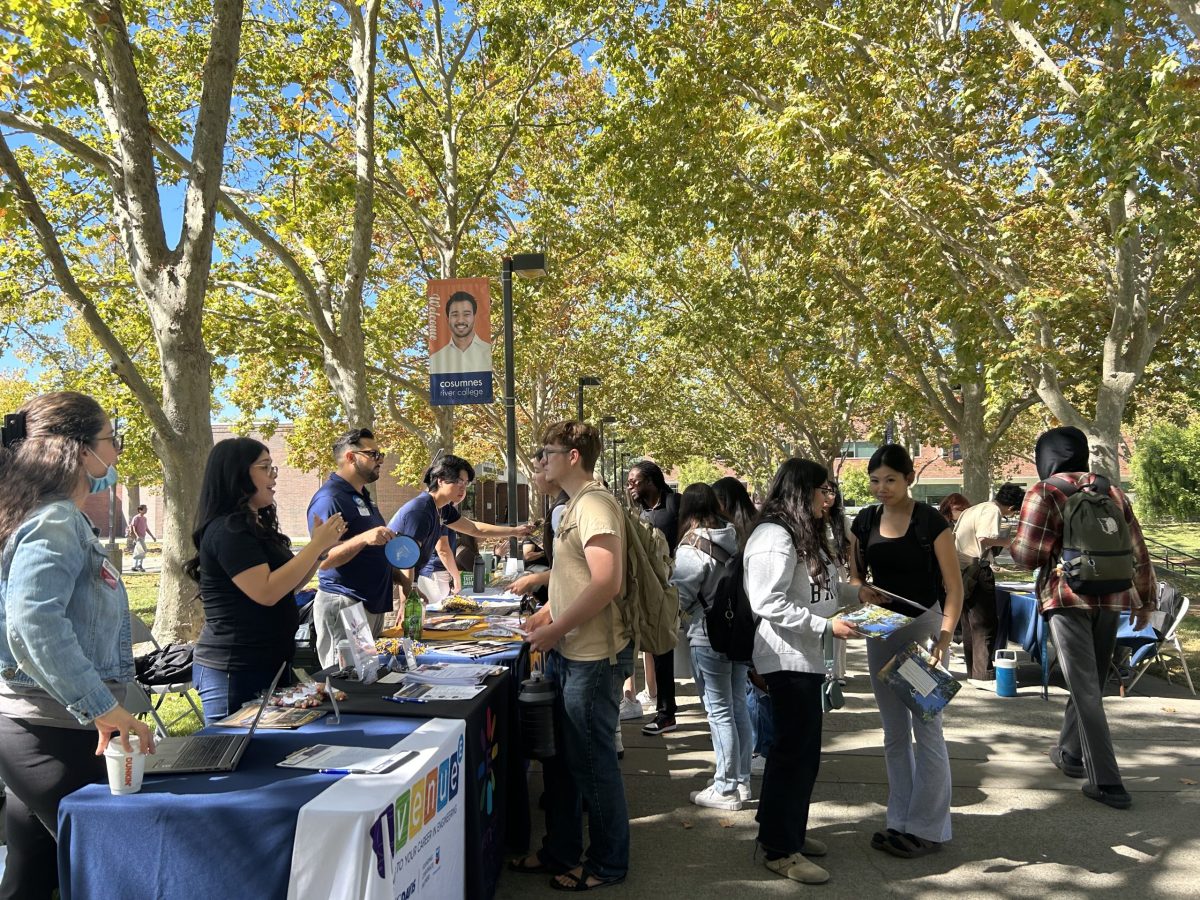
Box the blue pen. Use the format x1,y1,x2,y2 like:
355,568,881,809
319,767,355,775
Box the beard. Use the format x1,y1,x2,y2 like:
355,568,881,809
355,459,381,483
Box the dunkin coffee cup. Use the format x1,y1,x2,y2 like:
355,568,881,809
104,733,146,795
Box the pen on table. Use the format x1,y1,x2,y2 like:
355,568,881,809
318,768,357,775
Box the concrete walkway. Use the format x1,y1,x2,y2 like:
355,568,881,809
497,643,1200,899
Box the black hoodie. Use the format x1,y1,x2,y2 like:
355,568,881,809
1035,426,1089,481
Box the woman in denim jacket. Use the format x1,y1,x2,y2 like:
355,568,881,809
0,392,155,898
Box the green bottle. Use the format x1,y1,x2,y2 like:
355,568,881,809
403,589,424,640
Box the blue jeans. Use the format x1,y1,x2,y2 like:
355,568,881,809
746,682,775,757
193,663,292,724
690,644,752,793
539,644,633,880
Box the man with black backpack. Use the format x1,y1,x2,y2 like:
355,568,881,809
1011,426,1155,810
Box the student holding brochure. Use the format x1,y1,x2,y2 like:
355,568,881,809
849,445,963,860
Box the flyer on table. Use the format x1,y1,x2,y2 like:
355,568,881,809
427,277,493,405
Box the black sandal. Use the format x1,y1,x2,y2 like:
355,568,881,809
550,870,627,892
882,832,941,859
509,854,565,875
870,828,902,851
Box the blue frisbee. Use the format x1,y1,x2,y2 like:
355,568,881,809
384,535,420,569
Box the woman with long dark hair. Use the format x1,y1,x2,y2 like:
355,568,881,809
746,459,862,884
848,444,963,859
672,483,749,809
0,391,155,898
186,438,345,721
711,476,757,550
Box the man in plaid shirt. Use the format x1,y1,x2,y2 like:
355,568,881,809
1011,426,1155,810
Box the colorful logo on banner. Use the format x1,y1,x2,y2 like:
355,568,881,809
368,742,461,877
427,277,493,406
477,708,498,815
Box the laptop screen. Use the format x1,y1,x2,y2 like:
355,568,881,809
229,661,288,766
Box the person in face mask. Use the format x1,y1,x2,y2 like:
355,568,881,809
0,391,156,898
1011,426,1156,811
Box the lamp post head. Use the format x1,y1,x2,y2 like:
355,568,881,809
511,252,546,278
579,376,601,388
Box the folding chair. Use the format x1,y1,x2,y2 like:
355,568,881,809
130,615,205,735
1120,596,1195,697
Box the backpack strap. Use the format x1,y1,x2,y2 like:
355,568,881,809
683,533,732,565
850,504,883,580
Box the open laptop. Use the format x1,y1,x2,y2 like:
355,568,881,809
146,662,287,775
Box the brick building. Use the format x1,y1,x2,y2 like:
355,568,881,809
129,423,528,541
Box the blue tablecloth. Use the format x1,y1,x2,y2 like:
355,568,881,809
58,714,421,900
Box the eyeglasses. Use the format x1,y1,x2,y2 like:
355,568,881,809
818,485,837,496
95,432,123,452
542,447,572,457
253,461,279,478
352,449,386,462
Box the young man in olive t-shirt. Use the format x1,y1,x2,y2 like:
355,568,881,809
515,421,632,891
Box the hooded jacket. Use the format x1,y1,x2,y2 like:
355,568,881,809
672,523,740,648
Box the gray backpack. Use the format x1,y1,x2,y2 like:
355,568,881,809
1047,475,1134,595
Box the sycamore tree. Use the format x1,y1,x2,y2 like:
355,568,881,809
0,0,245,640
647,0,1200,479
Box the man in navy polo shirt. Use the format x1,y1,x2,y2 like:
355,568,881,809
307,428,395,667
388,454,532,600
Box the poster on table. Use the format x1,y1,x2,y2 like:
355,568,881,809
287,719,467,900
427,277,493,406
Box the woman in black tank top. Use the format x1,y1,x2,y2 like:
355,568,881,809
847,445,963,859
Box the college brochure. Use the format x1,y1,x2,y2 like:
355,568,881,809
877,641,961,722
387,682,487,703
277,746,417,774
833,603,913,638
403,662,505,685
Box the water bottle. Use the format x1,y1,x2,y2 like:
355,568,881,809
473,556,486,594
403,589,424,640
517,676,557,759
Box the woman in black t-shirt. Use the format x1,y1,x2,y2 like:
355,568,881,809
184,438,345,722
848,445,963,860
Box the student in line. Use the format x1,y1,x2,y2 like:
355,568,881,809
673,483,748,810
747,459,863,884
849,444,963,859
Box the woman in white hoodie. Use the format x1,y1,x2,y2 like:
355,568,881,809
672,484,748,811
745,459,862,885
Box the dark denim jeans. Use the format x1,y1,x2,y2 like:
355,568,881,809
193,663,292,724
539,643,634,879
746,682,775,757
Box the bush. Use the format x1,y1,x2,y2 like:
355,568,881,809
1132,421,1200,521
838,466,872,507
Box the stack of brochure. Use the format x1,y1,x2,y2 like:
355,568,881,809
833,603,913,638
403,662,505,685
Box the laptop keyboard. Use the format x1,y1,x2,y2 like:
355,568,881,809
172,735,236,769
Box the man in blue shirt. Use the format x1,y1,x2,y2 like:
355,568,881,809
307,428,395,667
388,454,531,600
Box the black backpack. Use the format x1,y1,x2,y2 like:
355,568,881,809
683,535,756,663
850,503,946,604
134,643,194,686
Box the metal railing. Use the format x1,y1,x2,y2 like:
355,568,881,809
1142,536,1199,578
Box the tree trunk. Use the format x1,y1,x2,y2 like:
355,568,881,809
322,340,374,427
148,315,214,643
957,380,992,502
124,484,141,523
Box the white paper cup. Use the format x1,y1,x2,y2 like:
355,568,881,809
104,733,146,795
504,557,524,577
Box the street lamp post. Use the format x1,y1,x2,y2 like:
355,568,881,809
577,376,600,421
611,437,625,499
599,415,616,484
502,252,546,558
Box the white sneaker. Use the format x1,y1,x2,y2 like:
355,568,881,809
707,779,751,802
614,725,624,758
751,755,766,774
690,784,743,811
619,696,644,721
635,688,657,709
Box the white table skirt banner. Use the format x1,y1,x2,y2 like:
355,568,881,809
287,718,467,900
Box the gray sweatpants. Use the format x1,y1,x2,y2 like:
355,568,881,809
1045,607,1122,786
312,590,385,669
866,606,953,843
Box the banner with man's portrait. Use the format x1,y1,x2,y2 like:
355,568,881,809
427,278,493,406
